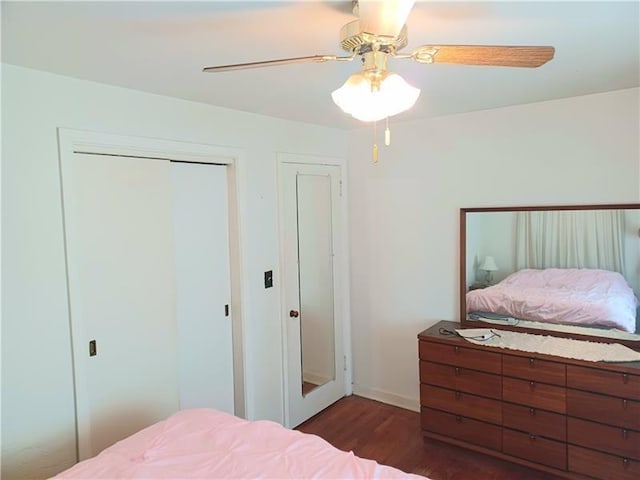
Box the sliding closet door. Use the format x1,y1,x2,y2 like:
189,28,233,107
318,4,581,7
62,154,179,460
62,154,234,461
171,162,234,413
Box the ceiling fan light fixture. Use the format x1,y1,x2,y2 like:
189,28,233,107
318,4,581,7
331,70,420,122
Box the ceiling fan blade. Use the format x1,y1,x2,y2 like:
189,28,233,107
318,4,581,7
203,55,341,73
414,45,555,68
357,0,415,37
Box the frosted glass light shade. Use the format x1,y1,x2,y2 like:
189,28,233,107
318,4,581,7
480,256,498,272
331,71,420,122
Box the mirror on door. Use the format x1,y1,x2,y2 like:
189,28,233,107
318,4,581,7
296,174,336,396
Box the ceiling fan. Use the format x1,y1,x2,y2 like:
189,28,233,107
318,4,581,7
202,0,555,125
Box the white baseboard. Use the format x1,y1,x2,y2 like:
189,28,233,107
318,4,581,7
351,384,420,412
303,371,331,386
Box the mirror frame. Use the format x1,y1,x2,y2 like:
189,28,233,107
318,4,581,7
459,203,640,350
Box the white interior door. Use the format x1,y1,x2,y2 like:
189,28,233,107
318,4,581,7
171,161,234,414
62,154,234,460
62,154,179,459
281,162,345,428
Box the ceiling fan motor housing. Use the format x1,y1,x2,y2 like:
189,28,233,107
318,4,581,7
360,51,391,88
339,19,408,56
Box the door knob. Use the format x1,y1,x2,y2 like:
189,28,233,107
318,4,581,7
289,310,299,318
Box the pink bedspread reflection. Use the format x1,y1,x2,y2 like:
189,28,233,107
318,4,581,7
467,268,638,332
55,408,427,479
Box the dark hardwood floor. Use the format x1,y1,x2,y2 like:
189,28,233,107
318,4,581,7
302,381,320,395
297,395,564,480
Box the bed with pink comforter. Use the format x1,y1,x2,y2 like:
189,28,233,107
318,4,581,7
467,268,638,333
55,408,427,479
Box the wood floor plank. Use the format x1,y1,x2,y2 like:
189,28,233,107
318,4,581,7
296,395,564,480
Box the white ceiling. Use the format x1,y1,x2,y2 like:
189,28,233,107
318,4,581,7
2,1,639,129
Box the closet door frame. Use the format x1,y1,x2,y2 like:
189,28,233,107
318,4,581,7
57,128,249,460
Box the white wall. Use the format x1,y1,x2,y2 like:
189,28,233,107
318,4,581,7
467,211,516,285
1,64,347,479
347,88,640,410
4,61,639,478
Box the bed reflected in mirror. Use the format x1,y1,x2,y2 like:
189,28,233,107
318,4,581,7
459,204,640,347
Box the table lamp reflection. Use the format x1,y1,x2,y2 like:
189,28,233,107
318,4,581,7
480,256,498,284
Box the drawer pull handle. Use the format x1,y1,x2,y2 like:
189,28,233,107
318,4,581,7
623,399,628,410
529,408,536,417
622,429,628,440
529,434,537,442
622,373,628,384
455,391,461,399
455,367,460,376
454,346,460,354
623,458,629,469
455,415,462,423
529,381,536,390
529,358,535,367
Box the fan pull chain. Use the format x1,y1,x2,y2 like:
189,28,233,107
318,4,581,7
372,121,379,164
384,117,391,146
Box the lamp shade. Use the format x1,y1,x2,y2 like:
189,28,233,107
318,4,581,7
480,256,498,272
331,71,420,122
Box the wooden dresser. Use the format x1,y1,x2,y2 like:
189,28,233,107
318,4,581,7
418,321,640,480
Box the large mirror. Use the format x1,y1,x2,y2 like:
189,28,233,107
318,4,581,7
298,174,336,396
460,204,640,348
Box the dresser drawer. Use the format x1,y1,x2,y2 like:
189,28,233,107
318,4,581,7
503,377,566,414
420,361,501,399
567,365,640,400
569,445,640,480
568,417,640,460
503,355,566,386
421,407,501,451
567,388,640,430
503,402,566,441
419,340,501,374
420,384,502,424
502,428,567,470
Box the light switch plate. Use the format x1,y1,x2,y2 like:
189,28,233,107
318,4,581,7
264,270,273,288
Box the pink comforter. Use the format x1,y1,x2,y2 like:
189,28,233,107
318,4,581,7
467,268,638,332
55,408,427,479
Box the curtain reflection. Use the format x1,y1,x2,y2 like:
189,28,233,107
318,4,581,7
515,210,626,274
